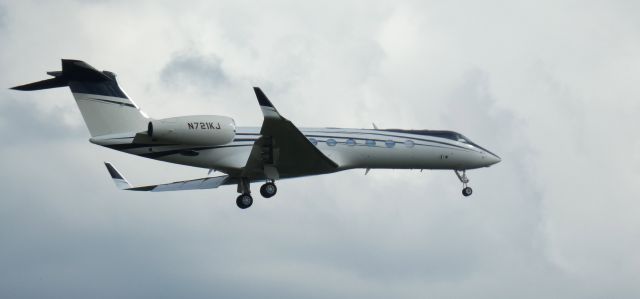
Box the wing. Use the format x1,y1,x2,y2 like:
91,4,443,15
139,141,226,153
241,88,338,179
104,162,232,192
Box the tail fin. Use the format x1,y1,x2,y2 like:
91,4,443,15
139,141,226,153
11,59,149,137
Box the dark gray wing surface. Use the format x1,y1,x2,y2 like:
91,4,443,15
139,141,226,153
241,88,338,179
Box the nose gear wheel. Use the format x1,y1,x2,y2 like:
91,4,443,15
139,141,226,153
455,170,473,197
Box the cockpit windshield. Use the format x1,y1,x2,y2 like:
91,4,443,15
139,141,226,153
379,129,500,159
456,134,471,143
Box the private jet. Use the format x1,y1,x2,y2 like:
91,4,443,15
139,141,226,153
11,59,501,209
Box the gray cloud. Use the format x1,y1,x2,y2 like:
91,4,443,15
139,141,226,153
0,96,84,143
1,1,639,298
160,52,227,93
0,3,5,31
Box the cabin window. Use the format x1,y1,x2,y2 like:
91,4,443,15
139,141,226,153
326,139,337,146
385,140,395,148
404,140,415,148
346,139,356,146
309,138,318,145
366,140,376,147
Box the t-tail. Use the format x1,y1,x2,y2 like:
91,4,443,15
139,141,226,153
11,59,148,137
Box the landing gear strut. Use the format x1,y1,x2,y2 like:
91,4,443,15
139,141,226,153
455,170,473,197
260,180,277,198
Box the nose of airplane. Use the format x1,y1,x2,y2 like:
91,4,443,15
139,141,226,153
487,153,501,166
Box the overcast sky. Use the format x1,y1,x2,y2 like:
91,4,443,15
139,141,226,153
1,0,639,298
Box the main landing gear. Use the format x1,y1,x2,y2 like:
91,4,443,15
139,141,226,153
455,170,473,197
236,193,253,209
236,177,253,209
260,180,277,198
236,178,278,209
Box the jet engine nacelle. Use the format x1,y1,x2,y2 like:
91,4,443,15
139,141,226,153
148,115,236,146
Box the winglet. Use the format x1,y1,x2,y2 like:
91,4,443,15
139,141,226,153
104,162,132,190
253,87,281,118
254,87,274,107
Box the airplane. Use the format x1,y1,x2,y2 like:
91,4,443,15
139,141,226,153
11,59,501,209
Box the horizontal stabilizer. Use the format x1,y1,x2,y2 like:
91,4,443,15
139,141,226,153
10,59,112,91
104,162,231,192
11,77,68,91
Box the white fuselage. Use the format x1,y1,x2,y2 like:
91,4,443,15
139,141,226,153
12,60,500,206
92,127,501,178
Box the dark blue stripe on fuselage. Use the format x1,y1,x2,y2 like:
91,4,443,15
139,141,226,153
236,130,473,151
105,129,480,159
236,130,478,152
137,144,253,158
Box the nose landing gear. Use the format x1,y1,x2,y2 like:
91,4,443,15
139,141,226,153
455,170,473,197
